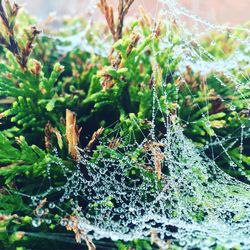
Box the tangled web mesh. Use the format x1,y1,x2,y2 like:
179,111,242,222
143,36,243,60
25,0,250,249
69,123,250,248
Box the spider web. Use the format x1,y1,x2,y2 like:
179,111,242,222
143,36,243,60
20,0,250,249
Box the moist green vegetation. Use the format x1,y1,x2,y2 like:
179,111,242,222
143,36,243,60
0,0,249,249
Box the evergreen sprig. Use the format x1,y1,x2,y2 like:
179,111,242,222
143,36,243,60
0,1,249,249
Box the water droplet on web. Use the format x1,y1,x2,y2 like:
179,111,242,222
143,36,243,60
32,218,41,227
229,161,236,167
36,208,44,217
60,219,68,226
45,219,52,224
211,41,216,46
49,202,55,209
205,121,211,128
230,105,236,111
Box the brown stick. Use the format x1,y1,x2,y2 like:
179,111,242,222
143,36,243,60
97,0,135,42
0,0,40,70
66,109,81,160
86,127,104,151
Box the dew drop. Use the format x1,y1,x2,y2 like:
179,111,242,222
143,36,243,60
36,208,44,217
32,218,41,227
205,121,211,128
211,41,216,46
49,202,55,209
45,219,52,224
230,105,236,111
60,219,68,226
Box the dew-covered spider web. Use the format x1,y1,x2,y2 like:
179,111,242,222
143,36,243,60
18,0,250,249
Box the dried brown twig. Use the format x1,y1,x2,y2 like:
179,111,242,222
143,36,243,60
45,122,63,151
99,31,140,90
66,109,82,161
86,127,104,151
97,0,134,42
144,140,164,180
0,0,40,70
65,216,96,250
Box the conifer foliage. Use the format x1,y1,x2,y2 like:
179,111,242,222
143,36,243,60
0,0,249,249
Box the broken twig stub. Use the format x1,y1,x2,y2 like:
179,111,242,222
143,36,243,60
66,109,81,160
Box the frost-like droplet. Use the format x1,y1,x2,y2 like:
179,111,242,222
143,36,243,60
49,202,55,209
230,105,236,111
45,219,52,224
32,218,41,227
36,208,44,217
205,121,211,128
60,219,68,226
211,41,216,46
